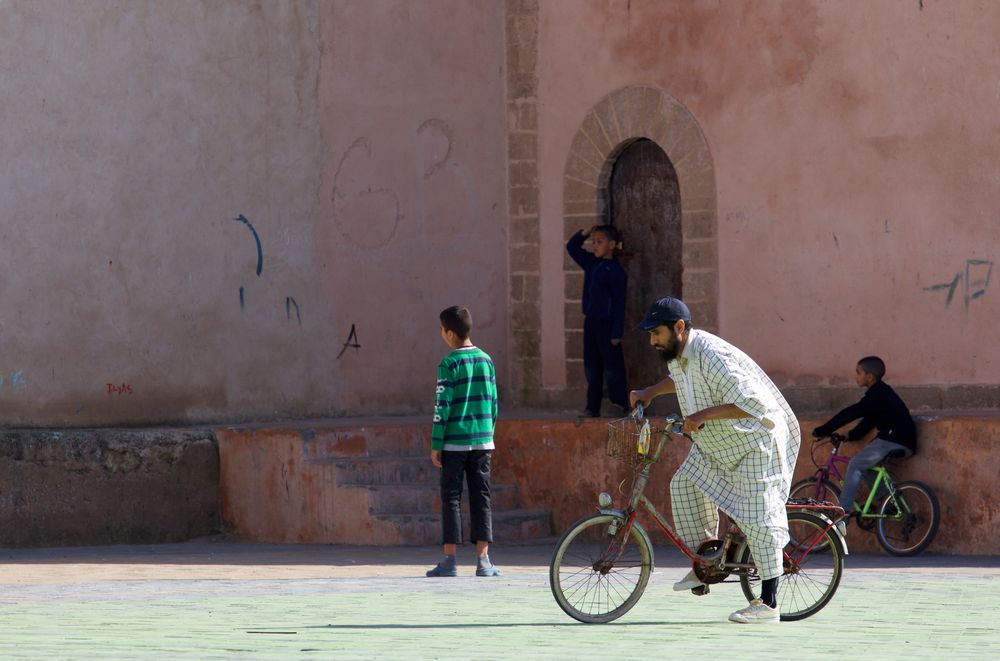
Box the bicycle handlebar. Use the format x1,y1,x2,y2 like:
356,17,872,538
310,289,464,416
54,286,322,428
630,403,689,438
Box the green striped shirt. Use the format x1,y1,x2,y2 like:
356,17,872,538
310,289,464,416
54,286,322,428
432,346,498,451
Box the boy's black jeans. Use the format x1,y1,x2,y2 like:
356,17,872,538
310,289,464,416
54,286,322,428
439,449,494,545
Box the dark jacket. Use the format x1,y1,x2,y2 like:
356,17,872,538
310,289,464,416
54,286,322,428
566,231,627,340
813,380,917,454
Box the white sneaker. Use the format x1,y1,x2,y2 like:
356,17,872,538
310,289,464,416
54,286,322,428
672,569,705,592
728,598,780,623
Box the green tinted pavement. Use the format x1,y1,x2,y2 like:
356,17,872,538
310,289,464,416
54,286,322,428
1,541,998,660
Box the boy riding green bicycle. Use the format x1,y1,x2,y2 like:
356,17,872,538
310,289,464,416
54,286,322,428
811,356,916,521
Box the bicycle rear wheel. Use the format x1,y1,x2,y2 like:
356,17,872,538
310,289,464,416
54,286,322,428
549,513,653,623
876,480,940,556
739,511,845,621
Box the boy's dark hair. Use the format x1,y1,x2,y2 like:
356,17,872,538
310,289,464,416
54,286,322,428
440,305,472,340
857,356,886,381
592,224,621,244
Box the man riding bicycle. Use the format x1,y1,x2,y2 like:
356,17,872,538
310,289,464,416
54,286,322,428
629,296,801,624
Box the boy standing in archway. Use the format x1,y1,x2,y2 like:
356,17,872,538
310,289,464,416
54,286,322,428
567,224,629,417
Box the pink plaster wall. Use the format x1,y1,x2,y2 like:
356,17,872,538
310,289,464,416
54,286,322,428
537,0,1000,390
0,2,509,425
315,1,510,416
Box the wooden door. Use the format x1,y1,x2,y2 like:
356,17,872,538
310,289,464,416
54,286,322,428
609,139,683,412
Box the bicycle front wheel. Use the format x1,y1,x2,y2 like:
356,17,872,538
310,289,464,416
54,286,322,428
739,511,845,621
876,480,940,556
549,513,653,623
788,478,843,552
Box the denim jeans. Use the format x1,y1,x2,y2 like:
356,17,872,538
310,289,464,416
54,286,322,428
440,449,493,545
841,438,912,510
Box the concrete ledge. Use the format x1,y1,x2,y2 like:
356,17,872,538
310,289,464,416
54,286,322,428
219,414,999,555
495,414,999,555
6,412,994,553
0,428,219,547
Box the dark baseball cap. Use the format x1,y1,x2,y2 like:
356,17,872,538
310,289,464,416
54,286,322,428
635,296,692,331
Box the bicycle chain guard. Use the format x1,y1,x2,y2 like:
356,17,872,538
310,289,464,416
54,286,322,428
693,540,732,584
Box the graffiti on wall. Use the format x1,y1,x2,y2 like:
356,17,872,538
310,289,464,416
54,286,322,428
337,324,361,359
330,117,480,249
924,259,993,309
326,118,498,328
230,213,304,325
330,137,403,249
286,297,302,325
234,214,263,276
234,213,263,312
106,383,134,395
0,370,27,393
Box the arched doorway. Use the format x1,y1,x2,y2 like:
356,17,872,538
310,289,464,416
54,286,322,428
608,139,682,409
560,85,717,411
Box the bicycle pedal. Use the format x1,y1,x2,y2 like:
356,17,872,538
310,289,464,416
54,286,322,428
691,585,710,597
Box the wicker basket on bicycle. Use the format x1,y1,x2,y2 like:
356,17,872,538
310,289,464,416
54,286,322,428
606,417,663,466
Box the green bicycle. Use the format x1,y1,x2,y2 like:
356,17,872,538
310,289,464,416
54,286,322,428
789,433,940,556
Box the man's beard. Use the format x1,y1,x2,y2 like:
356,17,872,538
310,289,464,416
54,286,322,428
656,332,680,362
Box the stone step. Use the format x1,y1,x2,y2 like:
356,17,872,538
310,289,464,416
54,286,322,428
330,456,437,485
300,427,430,461
340,482,522,514
371,508,553,546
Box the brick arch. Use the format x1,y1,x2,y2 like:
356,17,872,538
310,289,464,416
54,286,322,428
562,85,718,390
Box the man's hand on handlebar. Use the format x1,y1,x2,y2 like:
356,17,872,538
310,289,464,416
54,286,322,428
628,389,649,410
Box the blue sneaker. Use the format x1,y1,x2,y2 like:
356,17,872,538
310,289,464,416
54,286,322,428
476,564,503,577
426,562,457,577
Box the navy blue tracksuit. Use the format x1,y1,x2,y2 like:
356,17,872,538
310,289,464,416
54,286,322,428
567,231,628,414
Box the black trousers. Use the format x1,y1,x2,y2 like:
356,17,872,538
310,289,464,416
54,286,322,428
440,449,494,545
583,317,628,414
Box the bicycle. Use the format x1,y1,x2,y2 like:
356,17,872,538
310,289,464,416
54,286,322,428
549,408,848,623
789,433,940,556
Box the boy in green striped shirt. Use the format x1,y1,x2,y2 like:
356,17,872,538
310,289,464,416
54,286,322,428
426,306,502,577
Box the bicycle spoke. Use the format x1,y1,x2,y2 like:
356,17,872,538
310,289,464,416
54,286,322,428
740,511,843,621
876,482,940,556
550,514,653,622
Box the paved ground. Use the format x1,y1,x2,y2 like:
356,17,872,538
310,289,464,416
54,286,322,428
1,538,998,660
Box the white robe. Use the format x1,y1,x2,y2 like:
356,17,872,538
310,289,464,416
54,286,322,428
666,329,801,580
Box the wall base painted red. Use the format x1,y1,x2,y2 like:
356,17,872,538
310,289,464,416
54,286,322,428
218,414,998,555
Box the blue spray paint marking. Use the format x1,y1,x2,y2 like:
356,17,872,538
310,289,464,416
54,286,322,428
286,296,302,325
234,214,263,276
239,286,245,310
0,370,27,394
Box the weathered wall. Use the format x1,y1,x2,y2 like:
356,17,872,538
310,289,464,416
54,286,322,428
3,0,996,427
0,2,331,425
532,0,1000,408
0,428,219,546
0,1,509,425
496,415,999,555
216,415,1000,554
315,1,510,414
